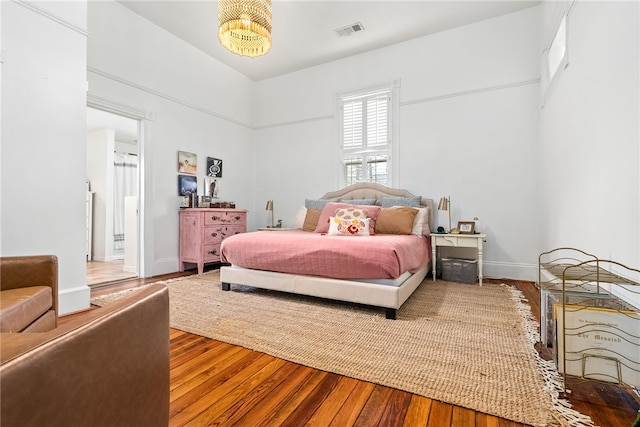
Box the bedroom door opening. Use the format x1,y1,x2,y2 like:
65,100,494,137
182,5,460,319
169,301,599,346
86,107,142,287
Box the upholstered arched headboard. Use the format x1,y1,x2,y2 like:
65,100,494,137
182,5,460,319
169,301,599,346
320,183,434,232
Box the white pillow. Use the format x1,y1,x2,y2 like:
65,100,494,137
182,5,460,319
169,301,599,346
412,207,430,236
294,207,307,229
327,216,370,236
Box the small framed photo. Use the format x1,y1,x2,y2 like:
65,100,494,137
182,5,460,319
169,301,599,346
178,175,197,196
204,177,220,199
178,151,197,174
458,221,475,234
206,157,223,177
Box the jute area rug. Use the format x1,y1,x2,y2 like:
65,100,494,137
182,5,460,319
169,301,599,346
92,271,594,427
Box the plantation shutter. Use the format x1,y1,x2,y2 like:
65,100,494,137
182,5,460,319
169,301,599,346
341,89,391,186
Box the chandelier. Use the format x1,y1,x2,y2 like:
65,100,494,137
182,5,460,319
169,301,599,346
218,0,272,57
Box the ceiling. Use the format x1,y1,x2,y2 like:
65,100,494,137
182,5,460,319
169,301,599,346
88,1,539,137
118,0,540,82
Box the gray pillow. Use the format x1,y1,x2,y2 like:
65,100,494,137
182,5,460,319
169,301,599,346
305,199,335,210
381,196,421,208
339,198,377,206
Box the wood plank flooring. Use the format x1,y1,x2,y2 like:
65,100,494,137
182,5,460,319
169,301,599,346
75,265,640,426
168,328,525,427
86,259,137,287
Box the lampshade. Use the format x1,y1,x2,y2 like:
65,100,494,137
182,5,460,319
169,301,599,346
438,197,449,211
218,0,272,58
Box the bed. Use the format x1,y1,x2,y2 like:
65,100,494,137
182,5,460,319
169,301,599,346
219,183,434,319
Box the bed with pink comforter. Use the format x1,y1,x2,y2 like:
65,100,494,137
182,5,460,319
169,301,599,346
220,230,430,280
219,183,434,319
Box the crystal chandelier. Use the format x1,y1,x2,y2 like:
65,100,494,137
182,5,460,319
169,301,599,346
218,0,272,57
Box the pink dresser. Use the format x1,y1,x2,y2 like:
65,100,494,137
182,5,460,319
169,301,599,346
179,208,247,274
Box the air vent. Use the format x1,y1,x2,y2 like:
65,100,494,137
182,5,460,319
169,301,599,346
334,22,364,37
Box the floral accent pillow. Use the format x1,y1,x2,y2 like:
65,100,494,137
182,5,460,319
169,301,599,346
328,216,370,236
334,207,368,221
314,203,381,234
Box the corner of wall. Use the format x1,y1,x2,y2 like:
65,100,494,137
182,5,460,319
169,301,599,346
58,285,91,316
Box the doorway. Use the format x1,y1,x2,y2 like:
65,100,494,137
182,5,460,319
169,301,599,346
86,107,141,286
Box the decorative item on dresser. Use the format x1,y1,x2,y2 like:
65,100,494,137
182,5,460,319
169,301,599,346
179,208,247,274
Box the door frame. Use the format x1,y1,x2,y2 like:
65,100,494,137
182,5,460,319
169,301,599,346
87,94,150,278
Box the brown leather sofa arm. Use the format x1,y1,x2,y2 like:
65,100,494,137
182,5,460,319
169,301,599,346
0,284,169,427
0,255,58,315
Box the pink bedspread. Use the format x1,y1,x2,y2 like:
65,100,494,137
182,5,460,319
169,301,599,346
220,230,431,280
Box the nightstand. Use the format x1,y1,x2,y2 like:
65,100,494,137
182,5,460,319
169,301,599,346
431,233,486,285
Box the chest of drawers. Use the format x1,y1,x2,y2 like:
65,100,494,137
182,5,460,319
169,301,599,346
179,208,247,274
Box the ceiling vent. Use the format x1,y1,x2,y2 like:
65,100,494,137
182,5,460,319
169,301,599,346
334,22,365,37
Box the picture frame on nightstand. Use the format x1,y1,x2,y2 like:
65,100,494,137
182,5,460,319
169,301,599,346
457,221,475,234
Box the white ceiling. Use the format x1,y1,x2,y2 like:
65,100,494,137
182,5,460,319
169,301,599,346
118,0,540,82
89,1,539,136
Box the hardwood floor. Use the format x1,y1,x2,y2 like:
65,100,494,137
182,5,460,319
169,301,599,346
70,268,640,426
168,328,524,427
86,259,137,287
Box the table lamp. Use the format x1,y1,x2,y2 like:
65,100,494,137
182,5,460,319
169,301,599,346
438,196,451,233
265,200,274,228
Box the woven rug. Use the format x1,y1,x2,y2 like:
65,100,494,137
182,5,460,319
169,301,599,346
92,271,595,427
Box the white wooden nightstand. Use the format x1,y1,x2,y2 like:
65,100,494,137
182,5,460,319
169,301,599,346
431,233,486,285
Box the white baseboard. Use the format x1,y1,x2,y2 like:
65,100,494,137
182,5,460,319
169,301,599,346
483,261,538,282
123,265,137,273
58,285,91,315
149,257,180,277
92,255,123,262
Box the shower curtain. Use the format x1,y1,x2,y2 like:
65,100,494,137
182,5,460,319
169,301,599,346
113,152,138,252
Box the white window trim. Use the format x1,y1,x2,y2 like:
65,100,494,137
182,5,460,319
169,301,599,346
542,6,572,107
336,79,400,188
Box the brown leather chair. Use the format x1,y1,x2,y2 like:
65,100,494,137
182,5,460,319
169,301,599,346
0,284,170,426
0,255,58,332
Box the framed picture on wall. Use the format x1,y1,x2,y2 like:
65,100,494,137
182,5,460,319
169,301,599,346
204,177,220,199
178,151,197,174
207,157,223,177
178,175,197,196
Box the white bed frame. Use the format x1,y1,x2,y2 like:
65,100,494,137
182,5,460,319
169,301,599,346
220,183,434,319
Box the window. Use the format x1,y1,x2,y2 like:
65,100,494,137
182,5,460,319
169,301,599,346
547,15,567,82
542,13,569,105
339,83,396,187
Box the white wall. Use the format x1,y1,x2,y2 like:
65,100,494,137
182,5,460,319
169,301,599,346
86,128,116,262
538,1,639,303
254,6,542,280
1,1,90,314
87,0,256,276
7,0,635,304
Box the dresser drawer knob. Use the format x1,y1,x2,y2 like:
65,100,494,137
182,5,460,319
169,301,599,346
210,232,218,237
208,249,218,255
